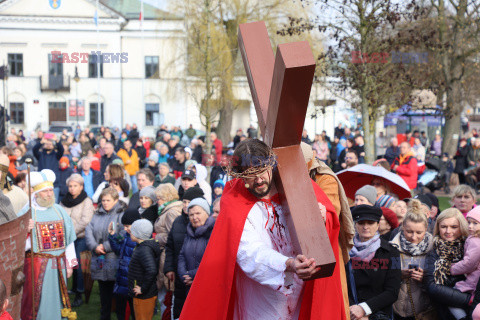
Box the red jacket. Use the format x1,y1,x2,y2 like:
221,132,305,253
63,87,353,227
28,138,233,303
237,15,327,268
392,155,418,189
179,178,345,320
212,138,223,164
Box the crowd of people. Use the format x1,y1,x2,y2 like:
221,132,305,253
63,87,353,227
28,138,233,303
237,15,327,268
1,121,480,320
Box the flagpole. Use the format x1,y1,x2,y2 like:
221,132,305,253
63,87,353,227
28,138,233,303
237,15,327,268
140,0,145,127
96,0,101,125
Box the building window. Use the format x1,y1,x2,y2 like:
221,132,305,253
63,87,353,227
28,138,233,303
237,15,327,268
88,54,104,78
8,54,23,76
145,56,159,78
145,103,163,126
90,102,104,125
10,102,24,124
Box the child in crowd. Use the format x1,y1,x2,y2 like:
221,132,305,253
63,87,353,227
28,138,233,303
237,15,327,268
0,279,13,320
128,219,161,320
449,207,480,319
212,179,224,204
108,208,141,320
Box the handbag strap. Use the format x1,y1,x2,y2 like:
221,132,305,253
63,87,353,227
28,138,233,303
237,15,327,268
407,278,418,320
347,260,359,305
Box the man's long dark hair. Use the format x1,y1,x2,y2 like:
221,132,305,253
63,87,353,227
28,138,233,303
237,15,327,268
231,139,273,175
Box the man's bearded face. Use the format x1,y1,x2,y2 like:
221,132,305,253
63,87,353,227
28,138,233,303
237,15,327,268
244,168,273,198
36,188,55,207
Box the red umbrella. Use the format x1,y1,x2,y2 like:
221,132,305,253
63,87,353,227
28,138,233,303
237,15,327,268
337,164,411,200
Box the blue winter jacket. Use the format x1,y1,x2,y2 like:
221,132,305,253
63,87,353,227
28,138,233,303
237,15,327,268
33,141,64,187
177,216,215,289
109,230,137,296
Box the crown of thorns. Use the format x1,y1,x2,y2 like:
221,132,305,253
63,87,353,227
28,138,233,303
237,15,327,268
224,150,277,179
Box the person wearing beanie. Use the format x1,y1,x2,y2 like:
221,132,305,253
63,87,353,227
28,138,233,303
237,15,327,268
164,185,204,318
147,153,159,177
349,204,401,319
379,207,399,240
128,219,161,320
58,156,74,202
447,207,480,319
178,197,215,296
107,208,140,320
188,198,211,216
355,185,377,206
376,194,395,209
212,179,225,203
138,186,158,225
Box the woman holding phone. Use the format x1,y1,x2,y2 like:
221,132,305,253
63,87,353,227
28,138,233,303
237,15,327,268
424,208,470,320
389,199,434,319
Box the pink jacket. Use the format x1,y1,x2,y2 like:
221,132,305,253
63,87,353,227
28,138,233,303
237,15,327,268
451,236,480,293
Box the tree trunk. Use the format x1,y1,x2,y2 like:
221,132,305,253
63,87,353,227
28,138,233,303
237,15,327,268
217,100,234,145
361,98,375,163
442,81,462,156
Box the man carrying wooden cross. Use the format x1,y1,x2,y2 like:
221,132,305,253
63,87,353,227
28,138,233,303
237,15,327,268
179,138,345,320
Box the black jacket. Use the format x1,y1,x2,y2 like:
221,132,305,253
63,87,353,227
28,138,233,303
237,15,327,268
128,129,140,146
423,248,470,308
33,141,64,187
128,192,140,210
348,238,401,315
139,204,158,226
473,275,480,315
100,153,119,175
454,145,470,174
164,213,190,318
128,239,161,299
192,145,203,164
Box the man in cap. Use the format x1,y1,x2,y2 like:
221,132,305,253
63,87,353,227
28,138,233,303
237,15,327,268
19,169,77,320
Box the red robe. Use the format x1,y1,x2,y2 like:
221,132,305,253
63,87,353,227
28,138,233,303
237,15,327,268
180,178,345,320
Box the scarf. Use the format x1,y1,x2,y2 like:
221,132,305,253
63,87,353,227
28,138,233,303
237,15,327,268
398,152,414,165
158,200,176,215
60,190,88,208
350,233,381,262
433,237,464,285
399,231,432,256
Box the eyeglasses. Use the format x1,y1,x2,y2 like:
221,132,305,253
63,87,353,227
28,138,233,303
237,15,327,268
345,157,355,160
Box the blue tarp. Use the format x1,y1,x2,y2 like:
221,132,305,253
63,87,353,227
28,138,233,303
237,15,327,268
384,104,444,127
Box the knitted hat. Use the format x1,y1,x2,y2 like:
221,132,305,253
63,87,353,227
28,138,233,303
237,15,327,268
183,186,204,201
381,207,400,229
148,152,159,163
376,194,395,208
188,197,211,215
121,208,141,225
355,185,377,206
466,206,480,223
139,186,156,203
185,160,198,170
130,219,153,240
351,204,383,222
59,156,70,166
213,179,225,189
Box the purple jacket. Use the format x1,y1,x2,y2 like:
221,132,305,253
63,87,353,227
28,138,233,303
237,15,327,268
451,236,480,293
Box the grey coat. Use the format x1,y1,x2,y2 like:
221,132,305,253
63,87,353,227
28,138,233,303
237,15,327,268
85,200,126,281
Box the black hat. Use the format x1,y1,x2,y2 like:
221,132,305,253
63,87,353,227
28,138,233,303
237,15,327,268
406,194,432,209
181,170,196,180
351,204,383,223
183,186,204,201
121,208,141,226
425,193,439,209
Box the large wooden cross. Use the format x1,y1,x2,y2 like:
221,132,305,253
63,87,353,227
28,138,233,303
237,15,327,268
238,21,336,279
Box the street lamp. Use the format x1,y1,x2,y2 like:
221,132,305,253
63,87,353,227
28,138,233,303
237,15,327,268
73,66,80,126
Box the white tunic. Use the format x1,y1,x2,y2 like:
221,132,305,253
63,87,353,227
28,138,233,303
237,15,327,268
234,199,304,320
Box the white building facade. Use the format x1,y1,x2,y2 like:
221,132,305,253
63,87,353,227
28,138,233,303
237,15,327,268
0,0,355,139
